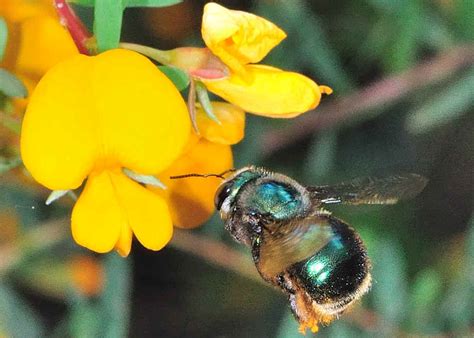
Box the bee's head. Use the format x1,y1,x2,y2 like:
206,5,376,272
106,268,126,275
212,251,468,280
214,166,266,219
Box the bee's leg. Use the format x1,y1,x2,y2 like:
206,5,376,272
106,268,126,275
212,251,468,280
276,274,295,294
288,289,321,334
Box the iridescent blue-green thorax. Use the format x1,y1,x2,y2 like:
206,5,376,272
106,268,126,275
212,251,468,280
214,167,311,245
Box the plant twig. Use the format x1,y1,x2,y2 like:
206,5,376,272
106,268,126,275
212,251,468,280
261,45,474,156
170,228,262,284
54,0,93,55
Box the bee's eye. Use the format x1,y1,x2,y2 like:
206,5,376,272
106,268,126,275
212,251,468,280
215,181,233,210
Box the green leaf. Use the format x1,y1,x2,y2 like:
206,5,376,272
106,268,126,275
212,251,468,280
408,269,442,332
69,0,95,5
94,0,124,52
0,283,44,338
454,0,474,41
196,81,220,124
372,239,407,333
99,254,132,338
122,168,166,188
441,215,474,331
70,299,102,338
124,0,182,7
255,0,354,93
385,0,422,72
45,190,70,205
410,269,442,311
0,156,22,174
0,17,7,61
407,68,474,134
158,66,189,91
0,69,27,98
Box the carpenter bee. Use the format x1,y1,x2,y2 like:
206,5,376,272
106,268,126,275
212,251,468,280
213,167,427,333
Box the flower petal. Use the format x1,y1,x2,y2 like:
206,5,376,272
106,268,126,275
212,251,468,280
156,139,233,228
204,64,331,117
16,15,78,78
72,170,173,254
71,171,123,253
202,2,286,74
92,49,190,174
110,170,173,251
21,54,100,190
21,49,191,190
0,0,56,23
196,102,245,145
115,220,133,257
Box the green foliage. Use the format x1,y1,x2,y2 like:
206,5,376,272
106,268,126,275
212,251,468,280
0,284,44,337
158,66,189,91
255,0,354,93
94,0,124,52
73,0,182,51
196,81,219,123
407,68,474,134
0,69,27,98
372,239,408,333
0,156,22,174
386,0,422,72
0,17,7,61
67,255,132,337
99,254,132,338
454,0,474,41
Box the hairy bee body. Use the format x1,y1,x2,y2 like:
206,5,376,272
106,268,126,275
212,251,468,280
215,167,427,333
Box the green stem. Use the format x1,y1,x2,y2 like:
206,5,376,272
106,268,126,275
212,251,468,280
119,43,172,64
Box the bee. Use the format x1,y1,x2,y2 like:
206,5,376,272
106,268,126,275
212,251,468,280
213,167,427,333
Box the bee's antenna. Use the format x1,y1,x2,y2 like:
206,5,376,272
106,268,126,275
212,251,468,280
170,168,237,180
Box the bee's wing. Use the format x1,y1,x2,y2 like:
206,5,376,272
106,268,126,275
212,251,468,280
307,174,428,205
257,215,334,279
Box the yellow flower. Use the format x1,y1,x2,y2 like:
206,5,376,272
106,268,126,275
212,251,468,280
0,0,78,108
20,49,191,256
154,102,243,228
200,2,332,117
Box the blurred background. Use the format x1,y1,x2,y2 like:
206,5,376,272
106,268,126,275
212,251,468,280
0,0,473,337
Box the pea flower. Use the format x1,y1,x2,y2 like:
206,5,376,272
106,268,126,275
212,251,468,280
200,2,332,117
155,102,244,228
21,49,191,256
122,2,331,119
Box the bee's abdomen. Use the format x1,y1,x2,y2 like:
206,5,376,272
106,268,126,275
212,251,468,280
287,217,371,309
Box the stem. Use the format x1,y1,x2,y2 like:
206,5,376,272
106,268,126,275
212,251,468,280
170,228,262,284
187,77,200,133
261,45,474,155
54,0,93,55
119,43,172,64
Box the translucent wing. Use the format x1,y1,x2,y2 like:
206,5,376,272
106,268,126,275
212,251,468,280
256,215,334,278
307,174,428,205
